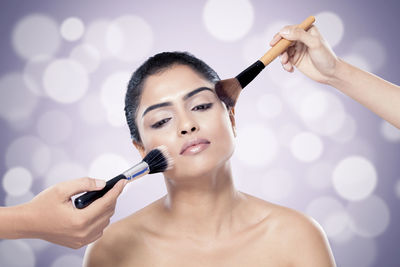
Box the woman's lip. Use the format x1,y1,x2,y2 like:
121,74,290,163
180,138,211,155
180,142,210,156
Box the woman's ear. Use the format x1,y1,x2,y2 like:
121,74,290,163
133,141,146,158
229,107,237,137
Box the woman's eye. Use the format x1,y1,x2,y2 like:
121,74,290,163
151,118,171,129
192,103,213,111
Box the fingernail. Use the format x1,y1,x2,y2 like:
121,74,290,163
280,29,290,36
95,179,106,188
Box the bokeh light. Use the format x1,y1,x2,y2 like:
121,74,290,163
69,44,101,73
89,153,130,180
315,12,344,47
332,156,377,201
23,55,52,96
380,120,400,142
305,161,334,190
60,17,85,42
106,15,153,62
0,72,38,123
12,14,60,60
203,0,254,42
352,38,386,71
43,58,89,103
5,191,35,207
36,110,72,144
257,93,283,119
100,71,131,127
290,131,324,162
6,135,51,176
235,123,278,166
2,167,33,196
347,194,390,238
260,169,294,201
84,20,112,58
45,161,87,188
0,240,35,267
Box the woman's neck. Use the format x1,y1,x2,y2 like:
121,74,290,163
161,161,245,240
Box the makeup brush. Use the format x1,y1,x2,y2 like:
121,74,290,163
74,145,173,209
215,16,316,108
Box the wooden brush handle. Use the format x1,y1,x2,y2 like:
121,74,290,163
259,16,315,66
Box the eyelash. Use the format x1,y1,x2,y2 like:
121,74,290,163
151,103,213,129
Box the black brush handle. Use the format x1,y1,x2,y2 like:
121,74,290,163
235,60,265,89
74,174,126,209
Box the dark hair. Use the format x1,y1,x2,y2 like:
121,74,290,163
124,51,220,144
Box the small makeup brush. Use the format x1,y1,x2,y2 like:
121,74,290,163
74,145,173,209
215,16,316,108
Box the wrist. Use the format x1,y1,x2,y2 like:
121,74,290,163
326,57,351,88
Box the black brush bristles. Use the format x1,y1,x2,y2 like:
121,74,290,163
143,145,174,174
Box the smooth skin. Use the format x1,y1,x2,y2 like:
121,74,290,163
84,65,335,267
0,177,127,249
271,24,400,129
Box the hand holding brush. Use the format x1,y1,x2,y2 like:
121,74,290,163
215,16,315,108
74,145,174,209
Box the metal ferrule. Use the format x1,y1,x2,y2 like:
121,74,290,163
122,161,150,181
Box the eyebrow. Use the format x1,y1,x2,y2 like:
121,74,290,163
142,87,214,118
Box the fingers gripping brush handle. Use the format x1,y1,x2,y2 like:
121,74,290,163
74,145,172,209
74,161,149,209
236,16,316,89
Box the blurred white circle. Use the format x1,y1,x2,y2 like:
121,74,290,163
264,20,292,43
5,191,35,207
100,71,131,127
84,19,112,58
235,123,278,166
300,90,346,136
330,115,357,143
342,54,371,73
89,153,130,180
23,55,52,96
0,240,35,267
261,169,294,201
106,15,153,62
290,132,323,162
0,72,38,123
203,0,254,42
36,110,72,144
45,161,87,188
306,196,351,239
333,156,377,201
79,92,106,124
352,38,386,71
60,17,85,41
395,179,400,199
69,43,101,73
12,14,60,60
347,195,390,238
51,254,82,267
267,57,306,90
242,35,269,64
6,135,51,176
306,161,333,190
2,167,33,197
43,58,89,103
277,123,301,148
315,12,344,47
380,120,400,142
257,93,282,119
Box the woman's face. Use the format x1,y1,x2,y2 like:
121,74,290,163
135,64,236,180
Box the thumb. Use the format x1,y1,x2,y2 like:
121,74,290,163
59,177,106,198
279,25,318,49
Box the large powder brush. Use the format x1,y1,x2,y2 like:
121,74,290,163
215,16,316,108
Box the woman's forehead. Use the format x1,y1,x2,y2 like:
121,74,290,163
140,65,214,104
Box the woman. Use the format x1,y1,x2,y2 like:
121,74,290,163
83,37,336,266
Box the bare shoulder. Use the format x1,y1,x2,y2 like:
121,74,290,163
242,193,336,267
83,197,164,267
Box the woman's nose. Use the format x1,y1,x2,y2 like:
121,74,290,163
180,126,197,135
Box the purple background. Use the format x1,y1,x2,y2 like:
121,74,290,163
1,0,399,266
